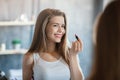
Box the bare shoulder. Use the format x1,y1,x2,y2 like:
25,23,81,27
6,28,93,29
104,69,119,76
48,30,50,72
22,52,34,80
23,52,34,65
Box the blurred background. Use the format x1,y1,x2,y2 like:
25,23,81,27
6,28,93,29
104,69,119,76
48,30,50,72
0,0,112,79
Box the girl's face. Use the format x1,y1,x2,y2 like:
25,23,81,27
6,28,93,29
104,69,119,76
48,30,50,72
45,16,65,43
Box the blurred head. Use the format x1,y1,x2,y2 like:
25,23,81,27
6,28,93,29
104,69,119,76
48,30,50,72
90,1,120,80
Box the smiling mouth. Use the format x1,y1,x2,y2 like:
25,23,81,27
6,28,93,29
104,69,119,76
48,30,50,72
54,34,63,38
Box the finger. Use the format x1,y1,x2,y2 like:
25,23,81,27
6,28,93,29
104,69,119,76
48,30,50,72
71,41,82,53
74,42,78,51
71,42,74,49
77,41,81,51
78,38,82,46
71,42,75,51
77,38,83,50
75,36,83,50
76,40,83,51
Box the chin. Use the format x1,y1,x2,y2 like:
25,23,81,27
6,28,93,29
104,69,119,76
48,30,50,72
55,40,61,43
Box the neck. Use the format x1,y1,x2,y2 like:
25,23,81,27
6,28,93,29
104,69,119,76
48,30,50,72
46,41,56,53
45,42,60,58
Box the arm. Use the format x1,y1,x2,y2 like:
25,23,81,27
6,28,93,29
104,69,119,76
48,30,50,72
22,52,34,80
69,55,84,80
69,38,84,80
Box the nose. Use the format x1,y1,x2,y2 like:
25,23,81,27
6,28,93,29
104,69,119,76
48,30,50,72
58,26,63,33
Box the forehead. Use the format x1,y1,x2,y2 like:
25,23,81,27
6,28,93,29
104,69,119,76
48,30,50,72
49,16,65,24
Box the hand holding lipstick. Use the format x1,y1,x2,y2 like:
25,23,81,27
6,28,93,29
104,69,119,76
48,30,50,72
69,34,83,56
68,34,84,80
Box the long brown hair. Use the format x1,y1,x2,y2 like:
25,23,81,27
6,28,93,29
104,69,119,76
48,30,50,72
27,8,69,64
89,1,120,80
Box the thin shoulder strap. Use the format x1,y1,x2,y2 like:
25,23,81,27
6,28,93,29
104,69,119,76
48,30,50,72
33,53,39,64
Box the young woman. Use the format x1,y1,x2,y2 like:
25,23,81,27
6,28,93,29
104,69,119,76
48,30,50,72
22,8,84,80
88,1,120,80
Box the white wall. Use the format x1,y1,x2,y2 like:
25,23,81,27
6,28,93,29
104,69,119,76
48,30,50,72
103,0,113,9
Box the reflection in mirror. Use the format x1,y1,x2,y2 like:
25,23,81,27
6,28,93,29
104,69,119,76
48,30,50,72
0,0,105,79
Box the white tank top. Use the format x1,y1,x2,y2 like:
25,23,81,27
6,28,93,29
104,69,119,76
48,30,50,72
33,53,70,80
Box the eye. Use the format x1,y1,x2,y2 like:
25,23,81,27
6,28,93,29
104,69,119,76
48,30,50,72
53,24,59,27
61,25,65,28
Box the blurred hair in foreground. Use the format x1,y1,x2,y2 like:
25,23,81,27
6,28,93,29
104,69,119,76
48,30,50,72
88,0,120,80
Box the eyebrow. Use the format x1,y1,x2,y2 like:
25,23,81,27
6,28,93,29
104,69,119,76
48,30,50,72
50,23,65,25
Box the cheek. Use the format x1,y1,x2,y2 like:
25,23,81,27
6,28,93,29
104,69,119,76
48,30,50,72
46,29,54,38
46,26,55,34
63,29,66,34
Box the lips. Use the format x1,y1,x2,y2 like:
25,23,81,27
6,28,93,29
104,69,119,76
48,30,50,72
54,34,63,38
